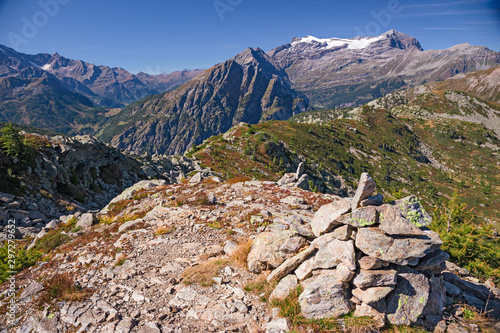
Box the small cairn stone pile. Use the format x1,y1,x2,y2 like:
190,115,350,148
247,173,500,331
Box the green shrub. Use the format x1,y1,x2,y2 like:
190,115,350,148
431,193,500,284
0,243,42,284
0,123,35,165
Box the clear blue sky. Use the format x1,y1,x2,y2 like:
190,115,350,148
0,0,499,74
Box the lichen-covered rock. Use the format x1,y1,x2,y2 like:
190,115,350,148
247,231,294,273
311,198,351,237
298,273,351,319
395,196,432,228
342,206,379,227
378,204,424,236
386,271,430,325
355,227,442,266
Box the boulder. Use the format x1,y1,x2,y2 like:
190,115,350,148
277,173,297,186
298,273,351,319
353,269,397,289
270,275,298,301
422,276,446,317
296,162,305,178
247,231,294,273
312,239,356,271
76,213,98,229
311,198,351,237
414,249,449,275
442,272,490,302
0,192,15,203
352,173,377,210
295,174,310,191
386,271,430,325
265,318,289,333
336,263,355,283
355,227,442,266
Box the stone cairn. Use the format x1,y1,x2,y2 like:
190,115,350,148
247,173,500,331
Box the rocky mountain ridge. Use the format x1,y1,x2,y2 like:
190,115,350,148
0,44,202,108
268,30,500,108
100,48,308,155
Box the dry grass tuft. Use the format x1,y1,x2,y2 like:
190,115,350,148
38,273,91,305
182,257,230,287
231,238,253,268
155,225,176,236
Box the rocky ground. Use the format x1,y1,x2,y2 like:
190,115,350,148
1,170,499,332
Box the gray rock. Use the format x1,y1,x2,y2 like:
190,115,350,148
352,173,377,210
336,262,355,283
354,300,386,328
414,249,449,275
290,220,315,240
358,256,384,270
295,255,315,281
224,240,238,256
189,172,203,184
422,276,446,317
353,269,397,289
118,219,142,233
279,236,307,254
138,322,162,333
424,314,447,333
277,173,297,186
207,193,217,204
0,192,15,203
311,198,351,237
386,271,430,325
294,174,310,191
355,227,442,266
442,272,491,302
19,281,44,299
360,193,384,207
115,317,137,333
270,275,298,301
312,239,356,271
267,246,317,283
45,219,61,229
298,273,351,319
77,213,98,229
352,286,394,304
296,162,305,178
29,210,47,220
378,204,424,236
311,226,352,248
247,231,294,273
443,280,462,298
280,196,306,206
265,318,289,333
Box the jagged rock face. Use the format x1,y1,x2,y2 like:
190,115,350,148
268,30,500,108
103,48,308,155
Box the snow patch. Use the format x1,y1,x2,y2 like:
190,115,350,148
41,63,51,71
292,34,386,50
0,47,5,53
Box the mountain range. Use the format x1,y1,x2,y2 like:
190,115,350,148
1,30,499,152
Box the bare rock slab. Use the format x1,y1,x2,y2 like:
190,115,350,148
352,173,377,210
311,198,351,237
247,231,294,273
386,271,430,325
353,269,397,289
355,227,442,266
270,275,298,301
298,273,351,319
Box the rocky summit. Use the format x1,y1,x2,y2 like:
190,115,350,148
2,171,499,332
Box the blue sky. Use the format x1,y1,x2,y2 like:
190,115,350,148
0,0,499,74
